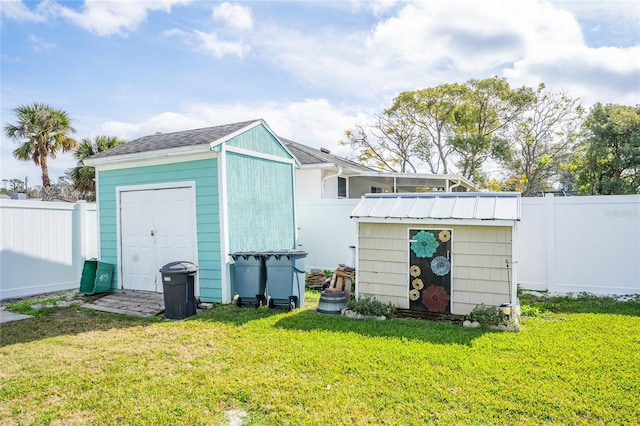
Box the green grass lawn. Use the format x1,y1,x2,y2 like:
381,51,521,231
1,291,639,425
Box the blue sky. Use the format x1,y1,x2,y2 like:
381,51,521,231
1,0,639,188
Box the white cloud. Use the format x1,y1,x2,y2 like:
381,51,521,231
49,0,191,36
162,3,254,59
250,0,638,108
212,2,252,30
505,44,640,106
28,34,56,51
100,112,208,141
162,27,186,37
0,0,47,23
551,0,639,27
97,99,368,159
194,30,250,58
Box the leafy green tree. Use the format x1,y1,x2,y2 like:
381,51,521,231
500,85,584,196
52,173,81,201
8,178,25,192
70,135,126,199
572,103,640,195
342,108,421,173
0,178,41,198
389,84,465,174
450,77,535,184
3,103,76,198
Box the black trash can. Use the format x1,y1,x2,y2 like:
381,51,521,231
230,251,266,307
159,261,197,319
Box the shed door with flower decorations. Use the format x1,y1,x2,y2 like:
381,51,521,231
408,229,452,313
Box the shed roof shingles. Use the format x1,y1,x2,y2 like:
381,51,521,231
90,120,260,159
281,138,373,172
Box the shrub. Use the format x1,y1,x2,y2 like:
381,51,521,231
467,304,506,326
346,296,396,318
520,304,542,317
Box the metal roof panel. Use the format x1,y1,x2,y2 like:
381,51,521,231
475,197,497,219
495,196,520,220
350,197,381,217
451,196,478,219
387,197,417,218
431,196,456,218
409,197,436,218
351,192,520,222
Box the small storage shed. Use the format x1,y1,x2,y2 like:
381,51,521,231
85,119,298,303
351,192,520,316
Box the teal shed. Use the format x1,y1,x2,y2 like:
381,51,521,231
85,119,298,303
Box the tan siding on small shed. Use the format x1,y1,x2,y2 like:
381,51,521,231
358,223,408,308
451,226,512,314
357,222,512,315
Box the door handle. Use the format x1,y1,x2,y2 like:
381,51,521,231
150,230,155,236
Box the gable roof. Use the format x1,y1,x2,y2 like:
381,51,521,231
351,192,520,222
90,119,261,160
280,138,374,173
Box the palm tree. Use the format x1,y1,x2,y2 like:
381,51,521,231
70,135,125,199
4,103,76,192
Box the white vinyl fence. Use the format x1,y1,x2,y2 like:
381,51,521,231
2,195,638,300
518,194,639,295
0,200,97,300
297,195,640,295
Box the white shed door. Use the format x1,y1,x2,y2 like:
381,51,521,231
120,187,197,292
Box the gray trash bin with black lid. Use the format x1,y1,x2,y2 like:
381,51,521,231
230,251,266,307
159,261,197,319
264,250,307,310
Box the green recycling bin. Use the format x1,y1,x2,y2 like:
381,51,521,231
264,250,307,310
79,259,113,295
159,261,197,320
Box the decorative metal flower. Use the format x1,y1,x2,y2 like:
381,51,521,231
438,230,451,243
412,278,424,290
410,265,421,277
421,285,451,312
409,289,420,301
430,256,451,276
410,231,439,258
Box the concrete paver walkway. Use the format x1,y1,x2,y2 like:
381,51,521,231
82,291,165,317
0,309,33,324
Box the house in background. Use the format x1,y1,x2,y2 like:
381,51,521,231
285,138,477,269
351,192,520,316
282,138,475,199
85,119,298,303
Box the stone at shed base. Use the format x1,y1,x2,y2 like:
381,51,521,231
342,309,386,321
463,320,520,332
488,323,520,332
199,303,214,310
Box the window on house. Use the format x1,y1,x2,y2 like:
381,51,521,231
338,177,347,198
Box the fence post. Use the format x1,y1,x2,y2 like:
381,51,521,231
544,194,556,293
72,201,88,287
